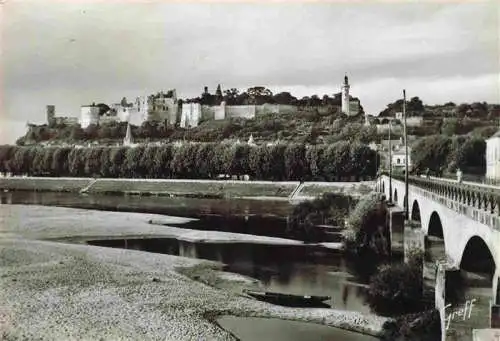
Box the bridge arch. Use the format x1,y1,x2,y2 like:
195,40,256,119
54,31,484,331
460,236,496,278
428,211,444,239
411,200,421,223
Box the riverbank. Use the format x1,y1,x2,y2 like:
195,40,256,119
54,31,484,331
0,176,375,200
0,204,388,340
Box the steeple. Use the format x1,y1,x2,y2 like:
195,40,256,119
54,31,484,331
344,73,349,85
216,84,222,97
124,122,133,146
247,134,255,146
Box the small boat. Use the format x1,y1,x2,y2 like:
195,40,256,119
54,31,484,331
243,289,331,308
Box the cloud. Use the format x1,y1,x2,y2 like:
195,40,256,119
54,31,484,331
1,0,499,143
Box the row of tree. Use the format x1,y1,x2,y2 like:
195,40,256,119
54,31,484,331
411,135,486,175
185,85,363,108
0,142,378,181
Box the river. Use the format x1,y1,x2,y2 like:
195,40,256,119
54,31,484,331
0,191,381,340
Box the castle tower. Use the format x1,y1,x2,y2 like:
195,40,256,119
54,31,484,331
124,122,133,146
341,74,350,116
46,105,55,125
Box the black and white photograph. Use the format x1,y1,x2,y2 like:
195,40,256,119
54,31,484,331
1,1,499,340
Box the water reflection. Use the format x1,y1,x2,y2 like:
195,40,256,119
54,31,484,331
88,237,373,314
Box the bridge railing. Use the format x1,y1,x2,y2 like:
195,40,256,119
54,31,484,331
379,172,500,216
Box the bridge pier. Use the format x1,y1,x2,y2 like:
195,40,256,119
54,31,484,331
424,235,447,299
403,219,425,264
490,276,500,328
387,206,405,256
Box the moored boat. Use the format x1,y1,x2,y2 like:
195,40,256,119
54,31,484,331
243,289,331,308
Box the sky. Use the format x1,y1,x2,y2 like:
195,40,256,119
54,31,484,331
1,0,499,144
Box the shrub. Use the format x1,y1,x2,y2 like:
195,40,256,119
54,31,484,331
380,309,441,341
367,262,424,316
344,192,388,255
287,193,356,242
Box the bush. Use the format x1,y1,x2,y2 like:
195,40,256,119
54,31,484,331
343,192,388,255
287,193,356,241
380,309,441,341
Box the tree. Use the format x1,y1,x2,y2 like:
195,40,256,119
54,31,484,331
273,92,297,105
284,144,309,181
97,103,111,115
455,137,486,175
440,118,459,136
223,88,240,105
407,97,424,114
368,262,424,316
246,86,273,105
411,135,452,174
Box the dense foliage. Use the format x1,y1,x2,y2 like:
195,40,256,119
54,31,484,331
0,142,378,181
411,135,486,175
286,193,357,241
380,309,441,341
367,248,425,316
343,192,388,255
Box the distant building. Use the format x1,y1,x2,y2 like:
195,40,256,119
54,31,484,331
46,105,79,126
341,74,360,117
80,104,101,128
391,146,412,170
486,129,500,180
123,122,134,147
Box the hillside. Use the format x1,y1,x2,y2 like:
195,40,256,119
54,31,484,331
16,108,377,146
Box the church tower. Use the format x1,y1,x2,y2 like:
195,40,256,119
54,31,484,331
341,74,350,116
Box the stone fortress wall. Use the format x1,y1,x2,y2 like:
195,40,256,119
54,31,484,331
179,102,300,128
47,76,360,129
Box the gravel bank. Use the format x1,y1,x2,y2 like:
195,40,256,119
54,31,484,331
0,204,389,340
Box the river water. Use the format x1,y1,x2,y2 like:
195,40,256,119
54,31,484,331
0,191,381,340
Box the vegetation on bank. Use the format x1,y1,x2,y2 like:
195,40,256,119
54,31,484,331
342,192,389,256
286,193,357,241
0,142,378,181
18,112,381,146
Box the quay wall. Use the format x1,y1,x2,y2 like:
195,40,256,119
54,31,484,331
0,177,375,199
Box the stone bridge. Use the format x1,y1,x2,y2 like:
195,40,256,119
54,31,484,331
377,174,500,341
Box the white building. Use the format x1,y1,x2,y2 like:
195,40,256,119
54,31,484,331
486,130,500,180
341,74,351,116
80,105,100,128
390,146,412,170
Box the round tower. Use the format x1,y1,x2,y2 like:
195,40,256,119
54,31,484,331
341,74,350,116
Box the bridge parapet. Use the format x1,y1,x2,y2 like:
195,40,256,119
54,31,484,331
381,172,500,217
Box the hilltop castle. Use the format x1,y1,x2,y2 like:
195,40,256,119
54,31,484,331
46,75,361,128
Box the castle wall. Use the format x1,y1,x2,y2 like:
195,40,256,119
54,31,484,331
99,116,121,125
255,104,297,116
226,105,256,119
148,97,178,125
201,105,216,121
214,104,226,120
53,117,79,125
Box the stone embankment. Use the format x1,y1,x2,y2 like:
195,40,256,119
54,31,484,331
0,176,375,200
0,205,389,340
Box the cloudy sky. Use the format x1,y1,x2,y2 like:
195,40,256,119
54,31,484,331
1,0,499,143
